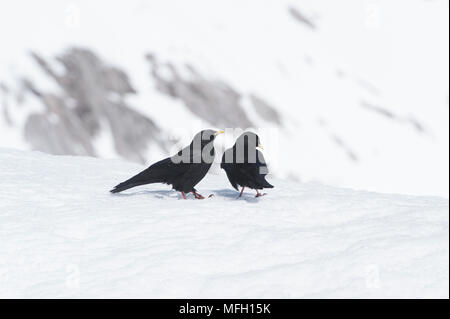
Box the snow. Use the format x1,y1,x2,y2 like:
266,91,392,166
0,148,448,298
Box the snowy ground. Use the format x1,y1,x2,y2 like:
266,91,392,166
0,148,448,298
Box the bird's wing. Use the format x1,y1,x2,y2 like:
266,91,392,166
174,144,209,165
256,150,269,174
220,149,232,168
220,149,239,190
126,157,190,185
255,150,273,188
178,162,212,189
236,150,270,185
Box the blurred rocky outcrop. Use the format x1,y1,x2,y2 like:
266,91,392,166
146,54,282,128
288,6,317,30
2,47,283,164
249,94,282,125
360,100,426,134
21,48,166,163
0,83,12,126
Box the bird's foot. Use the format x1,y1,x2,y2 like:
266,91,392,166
192,191,205,200
208,194,215,198
255,191,267,198
236,187,245,199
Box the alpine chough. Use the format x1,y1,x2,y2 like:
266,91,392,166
110,129,224,199
220,132,274,198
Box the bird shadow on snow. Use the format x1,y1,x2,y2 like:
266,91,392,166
111,189,263,202
110,190,177,199
211,189,262,203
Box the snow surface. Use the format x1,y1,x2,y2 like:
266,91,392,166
0,148,448,298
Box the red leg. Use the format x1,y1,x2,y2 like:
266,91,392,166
238,186,246,198
181,192,186,200
255,190,266,198
192,191,205,199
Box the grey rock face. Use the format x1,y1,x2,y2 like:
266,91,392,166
20,48,166,163
249,94,282,125
147,54,281,129
288,6,317,30
0,82,12,126
24,112,95,156
360,100,427,134
105,102,165,163
3,47,283,164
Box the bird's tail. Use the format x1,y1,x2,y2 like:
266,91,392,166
262,178,274,189
110,160,171,194
110,170,158,193
110,181,148,193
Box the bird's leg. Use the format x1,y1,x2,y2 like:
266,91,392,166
255,190,266,198
192,191,205,199
196,193,205,199
181,192,187,200
238,187,245,198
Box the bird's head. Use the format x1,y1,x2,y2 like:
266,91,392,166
235,132,264,150
191,129,225,148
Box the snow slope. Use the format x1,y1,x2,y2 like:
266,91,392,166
0,148,448,298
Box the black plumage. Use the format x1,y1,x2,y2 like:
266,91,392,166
220,132,274,197
110,129,224,199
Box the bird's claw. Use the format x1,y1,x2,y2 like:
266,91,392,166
192,192,205,199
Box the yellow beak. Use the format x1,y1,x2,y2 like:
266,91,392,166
257,144,264,150
214,130,225,136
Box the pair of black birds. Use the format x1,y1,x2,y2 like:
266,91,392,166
110,130,273,199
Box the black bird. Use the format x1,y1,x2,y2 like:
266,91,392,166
221,132,274,198
110,129,224,199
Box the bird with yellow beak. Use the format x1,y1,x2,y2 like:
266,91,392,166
111,129,224,199
220,132,274,198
